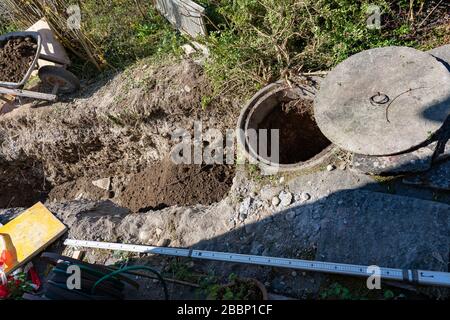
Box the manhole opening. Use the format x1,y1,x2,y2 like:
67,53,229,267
243,85,332,167
257,98,331,164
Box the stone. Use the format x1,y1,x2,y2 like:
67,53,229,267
298,192,311,203
250,242,264,255
314,47,450,156
403,160,450,191
92,177,111,191
272,196,281,206
183,85,192,93
181,44,196,56
239,197,252,219
138,230,152,243
260,185,283,201
428,44,450,71
279,191,293,207
157,238,171,247
351,142,438,175
286,211,296,220
279,177,285,184
75,192,84,200
244,222,257,235
437,139,450,162
0,207,23,225
326,165,335,172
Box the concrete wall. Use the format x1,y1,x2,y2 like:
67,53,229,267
155,0,207,38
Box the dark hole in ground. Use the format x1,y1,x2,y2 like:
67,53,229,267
258,99,331,164
138,203,170,212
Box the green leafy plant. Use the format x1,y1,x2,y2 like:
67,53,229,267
320,282,355,300
203,273,265,300
200,0,447,101
167,259,199,283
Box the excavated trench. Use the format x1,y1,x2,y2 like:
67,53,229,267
0,158,235,212
0,58,238,212
0,161,50,208
48,159,235,212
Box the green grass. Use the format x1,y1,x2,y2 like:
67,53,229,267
68,1,185,78
198,0,449,101
0,16,17,34
2,0,448,99
81,1,185,69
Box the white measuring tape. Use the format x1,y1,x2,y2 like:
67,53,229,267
64,239,450,288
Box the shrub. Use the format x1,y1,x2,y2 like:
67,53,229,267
199,0,449,101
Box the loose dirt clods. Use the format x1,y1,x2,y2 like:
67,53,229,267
0,36,37,83
49,159,235,212
0,162,49,208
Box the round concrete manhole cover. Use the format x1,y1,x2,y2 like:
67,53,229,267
314,46,450,156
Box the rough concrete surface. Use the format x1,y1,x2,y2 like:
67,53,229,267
403,160,450,191
351,142,438,175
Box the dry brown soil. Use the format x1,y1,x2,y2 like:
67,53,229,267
48,159,235,212
0,36,37,83
258,99,331,164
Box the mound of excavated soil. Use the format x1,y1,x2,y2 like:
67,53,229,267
49,160,235,212
0,36,37,83
119,162,235,212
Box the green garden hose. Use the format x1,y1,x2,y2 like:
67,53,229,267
91,265,169,300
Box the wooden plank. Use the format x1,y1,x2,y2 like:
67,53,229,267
26,18,71,66
0,202,67,275
71,250,86,261
0,87,57,101
155,0,207,38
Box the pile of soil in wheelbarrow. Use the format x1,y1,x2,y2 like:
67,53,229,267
0,36,37,83
258,99,331,164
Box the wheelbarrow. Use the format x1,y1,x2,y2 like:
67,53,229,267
0,31,80,102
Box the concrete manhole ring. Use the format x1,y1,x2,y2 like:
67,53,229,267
314,46,450,156
237,81,337,174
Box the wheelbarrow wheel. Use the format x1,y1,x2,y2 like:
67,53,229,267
38,66,80,94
